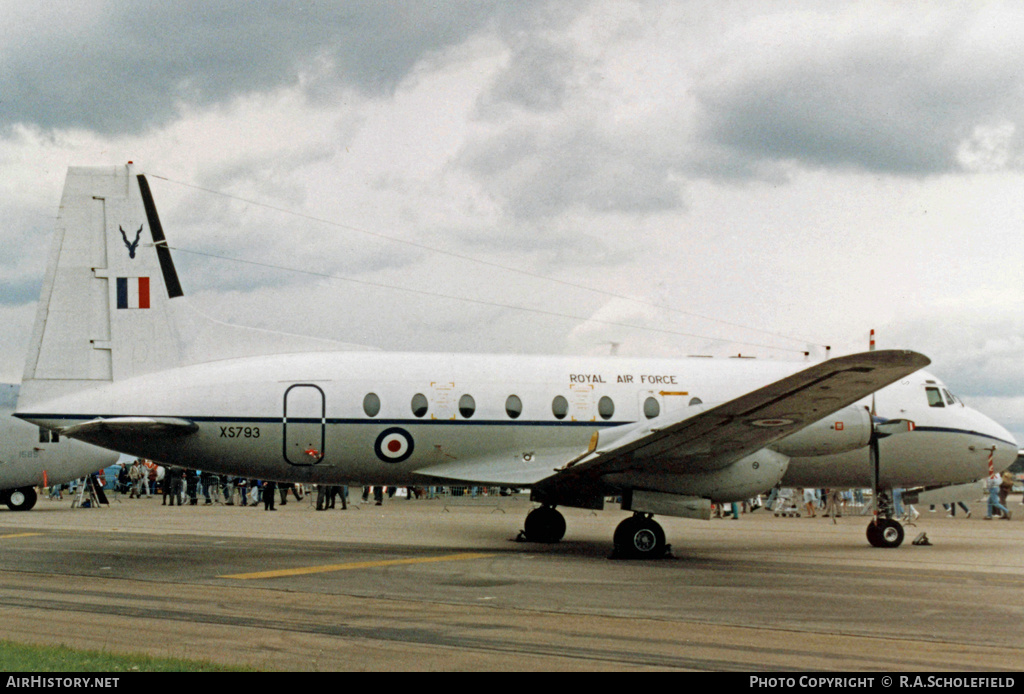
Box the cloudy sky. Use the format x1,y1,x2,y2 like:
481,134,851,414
2,1,1024,439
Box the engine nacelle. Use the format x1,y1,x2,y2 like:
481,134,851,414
770,405,871,458
603,448,790,503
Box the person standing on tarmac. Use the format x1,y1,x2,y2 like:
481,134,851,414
329,485,347,510
986,471,1012,520
263,480,277,511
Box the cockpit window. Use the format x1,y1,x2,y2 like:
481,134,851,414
925,387,945,408
943,389,956,406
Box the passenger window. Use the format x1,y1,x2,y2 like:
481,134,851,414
643,397,660,419
459,394,476,418
38,427,48,444
598,396,615,420
411,393,429,418
505,394,523,419
925,387,945,408
363,393,381,417
51,431,59,443
689,397,703,406
552,395,568,420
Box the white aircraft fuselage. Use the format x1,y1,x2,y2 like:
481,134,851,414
20,351,1015,495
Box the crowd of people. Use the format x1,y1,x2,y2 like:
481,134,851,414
49,459,1023,521
115,459,326,510
711,471,1021,522
66,459,446,511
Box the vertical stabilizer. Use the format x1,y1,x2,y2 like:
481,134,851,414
19,165,371,410
20,165,187,405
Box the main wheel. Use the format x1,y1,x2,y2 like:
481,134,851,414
613,514,667,559
866,518,904,548
6,487,37,512
522,506,566,543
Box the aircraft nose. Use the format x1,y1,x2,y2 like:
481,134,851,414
970,407,1017,468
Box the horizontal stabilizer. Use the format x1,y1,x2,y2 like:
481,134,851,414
62,416,198,439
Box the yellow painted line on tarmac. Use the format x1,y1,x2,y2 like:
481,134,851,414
0,533,44,540
218,552,494,580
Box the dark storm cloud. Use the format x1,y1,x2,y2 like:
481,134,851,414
693,20,1024,177
0,0,503,134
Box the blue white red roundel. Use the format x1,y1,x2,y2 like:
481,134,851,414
374,427,414,463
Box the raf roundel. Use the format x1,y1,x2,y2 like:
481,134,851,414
374,427,415,464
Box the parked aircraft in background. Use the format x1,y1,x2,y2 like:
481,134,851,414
13,166,1018,555
1,383,119,510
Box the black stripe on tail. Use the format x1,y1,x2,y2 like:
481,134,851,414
137,174,184,299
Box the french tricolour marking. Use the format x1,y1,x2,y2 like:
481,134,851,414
375,427,414,464
116,277,150,309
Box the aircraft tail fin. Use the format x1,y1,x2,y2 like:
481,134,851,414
21,165,187,405
21,164,365,408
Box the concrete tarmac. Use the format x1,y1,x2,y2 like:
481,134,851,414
1,491,1022,671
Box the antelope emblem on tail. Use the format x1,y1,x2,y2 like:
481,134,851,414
120,225,143,259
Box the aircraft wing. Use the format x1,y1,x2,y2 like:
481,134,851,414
419,350,928,490
531,350,928,494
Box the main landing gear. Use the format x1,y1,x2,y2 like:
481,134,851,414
612,513,668,560
519,506,670,559
521,505,566,544
1,487,38,512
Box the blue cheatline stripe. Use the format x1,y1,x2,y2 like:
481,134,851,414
116,277,128,309
15,413,630,428
13,415,1018,448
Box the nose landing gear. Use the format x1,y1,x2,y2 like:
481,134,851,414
866,516,904,548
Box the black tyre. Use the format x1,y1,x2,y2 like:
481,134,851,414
613,515,667,559
523,506,566,543
866,518,903,548
7,487,37,512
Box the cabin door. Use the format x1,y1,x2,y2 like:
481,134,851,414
283,384,325,466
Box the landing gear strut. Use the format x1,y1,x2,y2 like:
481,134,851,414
866,416,905,548
612,513,668,559
521,505,566,544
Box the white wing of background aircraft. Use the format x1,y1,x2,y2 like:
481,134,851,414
1,383,119,510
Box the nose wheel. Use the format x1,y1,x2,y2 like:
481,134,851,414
866,517,904,548
613,513,668,559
